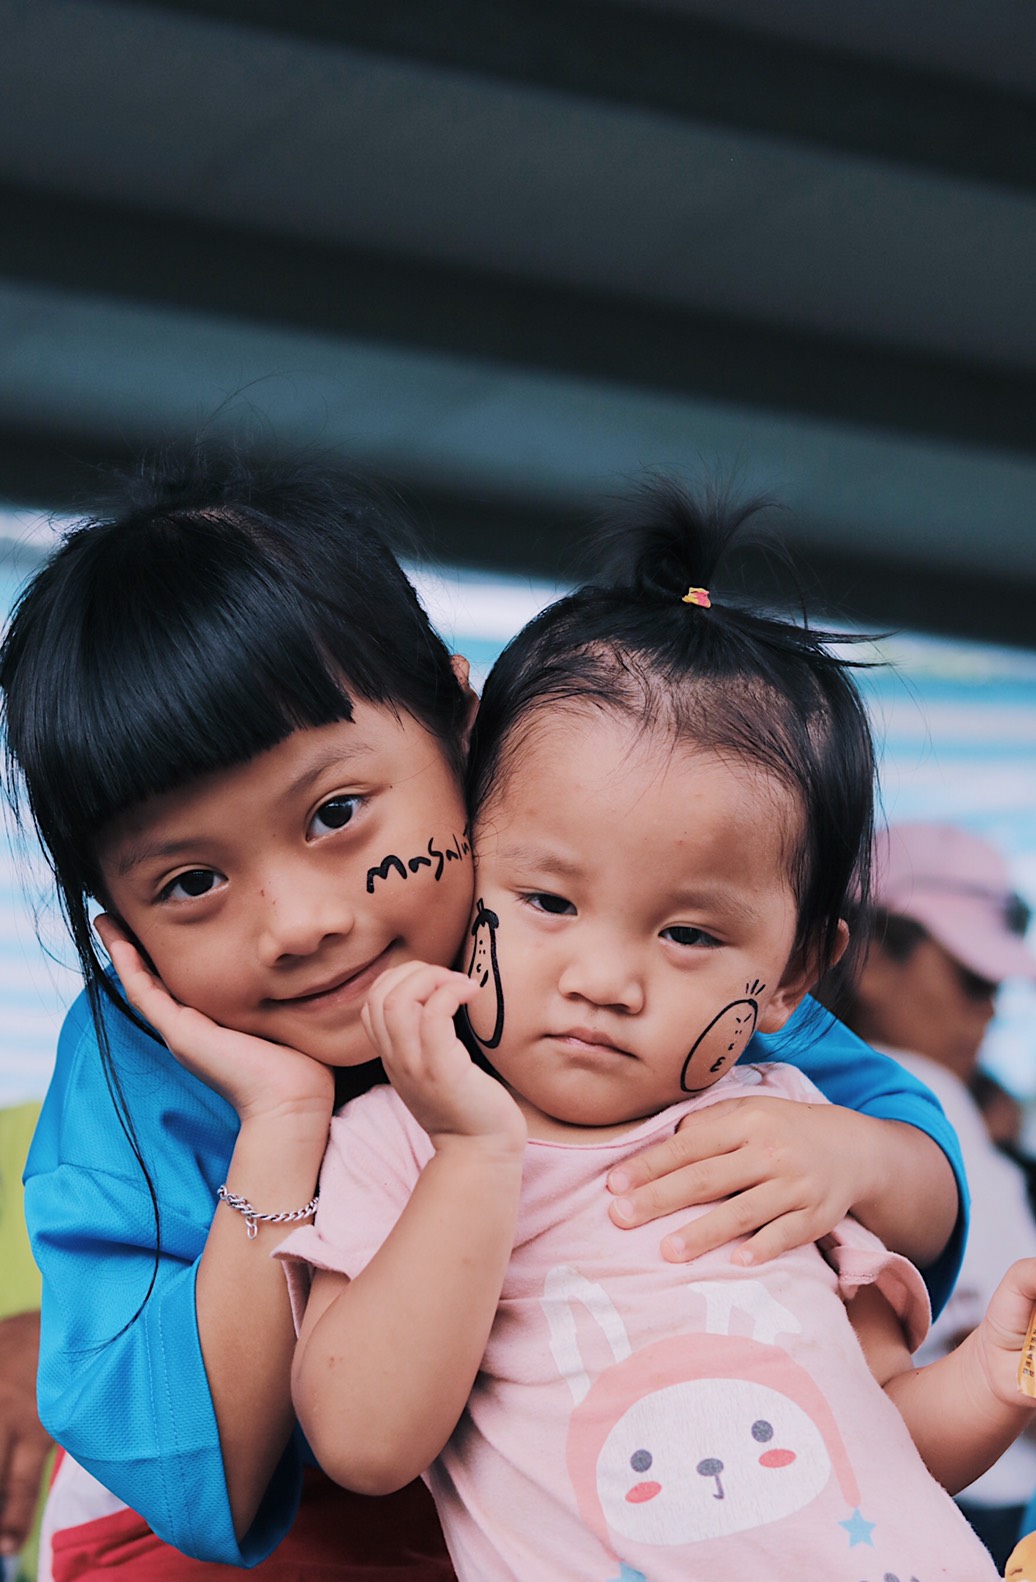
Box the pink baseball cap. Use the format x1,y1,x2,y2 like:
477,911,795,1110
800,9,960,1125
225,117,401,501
872,822,1036,986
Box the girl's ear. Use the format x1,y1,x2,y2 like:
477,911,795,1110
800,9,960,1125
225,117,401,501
758,918,850,1034
450,653,480,752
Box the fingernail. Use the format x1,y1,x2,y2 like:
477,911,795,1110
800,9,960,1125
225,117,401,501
661,1233,685,1261
611,1196,636,1224
608,1169,630,1194
731,1246,754,1267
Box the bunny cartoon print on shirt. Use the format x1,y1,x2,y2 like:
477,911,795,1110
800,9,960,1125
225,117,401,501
541,1268,872,1572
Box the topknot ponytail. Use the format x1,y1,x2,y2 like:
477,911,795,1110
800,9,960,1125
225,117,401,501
592,476,776,608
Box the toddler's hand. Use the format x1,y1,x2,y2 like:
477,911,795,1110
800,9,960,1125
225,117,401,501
975,1258,1036,1410
94,915,335,1124
363,962,526,1155
607,1095,861,1265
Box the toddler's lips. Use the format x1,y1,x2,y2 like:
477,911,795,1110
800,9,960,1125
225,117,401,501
551,1027,632,1057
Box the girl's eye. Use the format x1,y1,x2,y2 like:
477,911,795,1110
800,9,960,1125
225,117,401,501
309,795,363,838
160,869,221,902
662,924,718,948
526,892,575,916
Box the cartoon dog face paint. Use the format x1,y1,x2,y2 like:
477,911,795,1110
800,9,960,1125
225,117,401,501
463,896,505,1050
680,981,764,1091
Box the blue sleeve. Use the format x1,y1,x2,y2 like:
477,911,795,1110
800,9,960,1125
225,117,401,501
25,989,303,1565
746,996,968,1319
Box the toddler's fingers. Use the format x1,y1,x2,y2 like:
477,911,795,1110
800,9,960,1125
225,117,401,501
415,976,480,1073
364,961,448,1051
385,973,476,1064
368,965,472,1066
368,961,466,1017
990,1260,1036,1342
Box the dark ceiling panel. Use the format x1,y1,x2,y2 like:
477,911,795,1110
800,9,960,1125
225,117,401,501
129,0,1036,191
3,182,1035,459
1,0,1033,649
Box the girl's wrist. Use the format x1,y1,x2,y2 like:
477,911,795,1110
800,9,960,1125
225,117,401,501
226,1109,331,1210
235,1080,335,1131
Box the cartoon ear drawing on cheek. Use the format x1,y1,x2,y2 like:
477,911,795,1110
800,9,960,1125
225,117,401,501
461,897,505,1049
680,982,763,1091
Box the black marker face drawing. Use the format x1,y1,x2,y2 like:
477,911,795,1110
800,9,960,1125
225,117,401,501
680,980,764,1091
366,831,470,895
462,897,505,1049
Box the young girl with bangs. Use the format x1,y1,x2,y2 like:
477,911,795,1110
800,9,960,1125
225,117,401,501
1,452,967,1579
283,482,1036,1579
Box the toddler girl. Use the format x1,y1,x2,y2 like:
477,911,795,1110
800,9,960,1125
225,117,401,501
285,482,1035,1579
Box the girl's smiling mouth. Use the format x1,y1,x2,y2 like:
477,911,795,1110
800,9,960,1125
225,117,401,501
274,944,399,1009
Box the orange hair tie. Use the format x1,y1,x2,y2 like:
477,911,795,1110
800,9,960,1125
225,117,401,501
681,586,711,608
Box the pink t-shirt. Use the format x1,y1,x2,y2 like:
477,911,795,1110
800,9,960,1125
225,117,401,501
280,1063,998,1581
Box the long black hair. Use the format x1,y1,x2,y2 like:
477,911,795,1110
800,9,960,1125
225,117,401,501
468,478,877,989
0,444,470,1295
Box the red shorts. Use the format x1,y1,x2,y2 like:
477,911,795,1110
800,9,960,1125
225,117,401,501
47,1463,454,1581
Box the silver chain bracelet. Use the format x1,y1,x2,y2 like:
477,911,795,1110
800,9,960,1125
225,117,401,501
217,1184,320,1240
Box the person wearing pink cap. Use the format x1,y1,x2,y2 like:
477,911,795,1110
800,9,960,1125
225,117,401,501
833,819,1036,1568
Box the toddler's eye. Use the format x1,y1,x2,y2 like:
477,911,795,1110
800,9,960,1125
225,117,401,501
310,796,363,837
161,869,220,902
526,892,575,916
662,924,717,948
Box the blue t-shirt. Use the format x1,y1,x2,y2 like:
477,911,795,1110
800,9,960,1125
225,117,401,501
24,989,967,1564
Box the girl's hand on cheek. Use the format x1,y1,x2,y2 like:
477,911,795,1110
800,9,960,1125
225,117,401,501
94,915,334,1124
362,962,526,1159
607,1095,860,1266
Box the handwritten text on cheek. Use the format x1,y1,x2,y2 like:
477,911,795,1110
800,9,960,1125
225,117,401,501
366,832,471,894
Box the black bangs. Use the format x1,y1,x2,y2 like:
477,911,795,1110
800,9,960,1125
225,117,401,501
13,524,362,884
1,450,470,912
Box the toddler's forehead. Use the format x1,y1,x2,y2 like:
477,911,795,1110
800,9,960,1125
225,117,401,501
492,701,784,792
480,705,802,855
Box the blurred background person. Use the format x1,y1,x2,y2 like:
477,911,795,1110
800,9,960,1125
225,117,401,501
825,819,1036,1569
971,1068,1028,1152
970,1068,1036,1219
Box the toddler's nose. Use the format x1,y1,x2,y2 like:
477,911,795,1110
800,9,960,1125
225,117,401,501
557,934,644,1013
